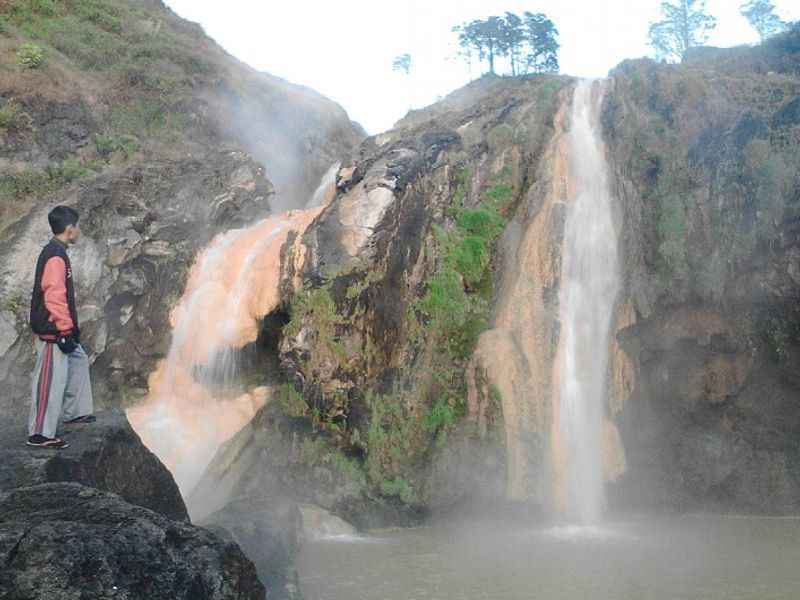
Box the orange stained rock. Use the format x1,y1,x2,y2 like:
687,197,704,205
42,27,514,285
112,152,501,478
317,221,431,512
609,301,637,417
471,89,572,502
128,207,323,492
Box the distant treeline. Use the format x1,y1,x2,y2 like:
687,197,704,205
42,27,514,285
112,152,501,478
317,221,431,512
392,0,794,80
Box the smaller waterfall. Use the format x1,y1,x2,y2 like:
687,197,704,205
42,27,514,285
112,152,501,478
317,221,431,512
306,162,340,208
553,80,620,523
129,165,338,493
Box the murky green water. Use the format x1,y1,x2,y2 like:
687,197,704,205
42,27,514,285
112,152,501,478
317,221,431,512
298,516,800,600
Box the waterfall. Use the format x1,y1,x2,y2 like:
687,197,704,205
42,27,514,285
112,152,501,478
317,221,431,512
306,162,340,209
552,80,620,522
128,166,338,493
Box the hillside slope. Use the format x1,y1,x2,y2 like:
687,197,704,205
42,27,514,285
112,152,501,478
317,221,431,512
0,0,363,412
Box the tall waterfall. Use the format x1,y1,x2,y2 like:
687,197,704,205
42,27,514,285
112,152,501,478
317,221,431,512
128,167,337,493
552,80,620,522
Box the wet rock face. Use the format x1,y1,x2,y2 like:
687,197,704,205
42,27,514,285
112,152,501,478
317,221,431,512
200,496,303,600
0,409,188,522
604,37,800,514
0,483,265,600
273,75,569,514
0,151,274,415
190,404,420,531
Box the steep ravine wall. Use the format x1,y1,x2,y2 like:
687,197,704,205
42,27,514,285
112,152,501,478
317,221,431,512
197,29,800,524
232,29,800,520
193,75,573,522
603,25,800,514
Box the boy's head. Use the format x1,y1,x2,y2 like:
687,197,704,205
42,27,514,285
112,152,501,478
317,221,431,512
48,206,81,244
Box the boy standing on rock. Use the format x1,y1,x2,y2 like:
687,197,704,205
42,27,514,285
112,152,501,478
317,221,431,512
27,206,95,449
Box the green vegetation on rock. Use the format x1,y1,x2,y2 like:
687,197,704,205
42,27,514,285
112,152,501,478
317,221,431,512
286,285,347,364
416,167,513,360
0,99,32,131
0,157,101,201
16,42,44,68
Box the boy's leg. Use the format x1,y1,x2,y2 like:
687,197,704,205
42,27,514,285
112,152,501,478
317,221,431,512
28,339,69,439
62,344,94,421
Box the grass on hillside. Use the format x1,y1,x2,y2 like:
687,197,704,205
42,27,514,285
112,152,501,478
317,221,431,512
0,0,225,229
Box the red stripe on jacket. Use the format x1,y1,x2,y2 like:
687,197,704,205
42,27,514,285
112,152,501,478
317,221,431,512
41,256,74,335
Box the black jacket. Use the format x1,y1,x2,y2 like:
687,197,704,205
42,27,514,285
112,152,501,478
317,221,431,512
30,238,79,339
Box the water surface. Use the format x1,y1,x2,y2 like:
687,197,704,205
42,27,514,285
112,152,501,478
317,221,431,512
298,516,800,600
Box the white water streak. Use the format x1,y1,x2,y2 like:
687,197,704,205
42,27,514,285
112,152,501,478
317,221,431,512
558,80,620,523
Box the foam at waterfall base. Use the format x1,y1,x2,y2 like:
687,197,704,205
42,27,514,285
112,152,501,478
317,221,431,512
536,523,634,542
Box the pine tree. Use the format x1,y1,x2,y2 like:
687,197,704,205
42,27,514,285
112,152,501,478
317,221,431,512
521,12,560,74
740,0,787,41
501,12,525,76
454,12,559,76
648,0,717,62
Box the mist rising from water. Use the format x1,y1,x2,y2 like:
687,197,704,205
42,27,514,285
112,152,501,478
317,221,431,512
553,80,620,523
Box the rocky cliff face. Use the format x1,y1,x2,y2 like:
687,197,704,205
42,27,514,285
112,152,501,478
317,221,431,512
3,3,798,566
194,74,572,520
195,28,800,521
0,411,266,599
603,25,800,513
0,0,362,416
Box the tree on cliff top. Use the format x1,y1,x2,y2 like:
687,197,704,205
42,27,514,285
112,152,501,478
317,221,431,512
648,0,717,62
501,12,525,76
521,11,560,74
453,16,507,75
740,0,787,41
454,12,559,77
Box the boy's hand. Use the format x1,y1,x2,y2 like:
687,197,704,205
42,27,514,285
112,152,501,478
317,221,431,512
56,333,78,354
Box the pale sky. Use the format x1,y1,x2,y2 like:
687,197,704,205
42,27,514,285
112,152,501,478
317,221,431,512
164,0,799,134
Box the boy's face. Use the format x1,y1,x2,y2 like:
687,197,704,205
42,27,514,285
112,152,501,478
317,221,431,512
65,223,81,244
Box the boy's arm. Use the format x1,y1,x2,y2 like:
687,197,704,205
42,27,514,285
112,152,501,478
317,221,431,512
41,256,74,335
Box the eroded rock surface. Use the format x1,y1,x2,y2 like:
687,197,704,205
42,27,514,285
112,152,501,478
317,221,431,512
0,483,265,600
0,409,187,521
605,26,800,513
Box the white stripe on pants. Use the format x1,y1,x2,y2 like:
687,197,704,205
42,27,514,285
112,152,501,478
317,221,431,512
29,339,94,439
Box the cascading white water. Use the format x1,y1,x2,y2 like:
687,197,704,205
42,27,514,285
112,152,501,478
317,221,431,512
129,165,339,493
306,162,340,209
555,80,620,523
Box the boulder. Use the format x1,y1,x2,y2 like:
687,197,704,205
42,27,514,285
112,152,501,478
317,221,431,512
0,409,188,522
298,503,358,540
0,483,265,600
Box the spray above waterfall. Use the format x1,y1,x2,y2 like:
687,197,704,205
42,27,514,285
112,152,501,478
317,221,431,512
551,79,621,522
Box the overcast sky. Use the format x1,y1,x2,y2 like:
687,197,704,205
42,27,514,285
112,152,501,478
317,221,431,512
164,0,799,134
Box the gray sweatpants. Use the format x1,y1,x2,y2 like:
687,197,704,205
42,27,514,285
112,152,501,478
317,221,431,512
29,339,93,439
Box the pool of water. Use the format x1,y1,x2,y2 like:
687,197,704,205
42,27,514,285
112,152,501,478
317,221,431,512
298,515,800,600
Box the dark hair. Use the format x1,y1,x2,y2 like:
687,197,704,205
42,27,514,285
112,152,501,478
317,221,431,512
48,206,80,235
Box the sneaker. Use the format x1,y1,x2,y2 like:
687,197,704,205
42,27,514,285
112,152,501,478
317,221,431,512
64,415,97,425
26,435,69,449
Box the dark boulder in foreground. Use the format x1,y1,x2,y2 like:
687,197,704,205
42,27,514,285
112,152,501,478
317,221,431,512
0,483,265,600
0,409,188,522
